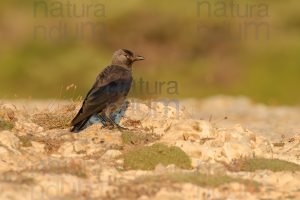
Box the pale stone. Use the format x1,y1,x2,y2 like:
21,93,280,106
0,131,20,149
14,121,44,133
74,140,88,153
158,120,273,163
0,146,9,155
222,140,253,161
31,141,45,153
58,142,75,157
101,150,122,160
160,119,216,143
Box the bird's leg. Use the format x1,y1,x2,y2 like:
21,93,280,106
106,115,128,131
115,123,129,131
99,114,114,129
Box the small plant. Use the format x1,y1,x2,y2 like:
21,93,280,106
228,158,300,172
135,172,259,191
124,143,192,170
18,136,32,147
0,118,14,131
168,172,259,190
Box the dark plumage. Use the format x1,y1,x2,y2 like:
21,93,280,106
71,49,144,132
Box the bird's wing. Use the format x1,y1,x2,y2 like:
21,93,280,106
71,66,132,126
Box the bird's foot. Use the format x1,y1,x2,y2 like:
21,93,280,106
101,123,115,130
116,125,129,131
102,123,128,131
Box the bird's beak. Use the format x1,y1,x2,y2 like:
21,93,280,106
133,55,145,62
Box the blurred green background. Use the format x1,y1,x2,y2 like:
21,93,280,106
0,0,299,105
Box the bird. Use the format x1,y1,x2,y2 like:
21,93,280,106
70,49,144,132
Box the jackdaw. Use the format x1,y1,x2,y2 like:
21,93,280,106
71,49,144,132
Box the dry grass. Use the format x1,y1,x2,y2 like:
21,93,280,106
32,103,78,130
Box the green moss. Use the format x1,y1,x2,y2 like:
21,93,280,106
18,136,32,147
136,172,259,190
122,132,140,145
230,158,300,172
168,172,259,189
169,172,234,187
0,119,14,131
124,143,192,170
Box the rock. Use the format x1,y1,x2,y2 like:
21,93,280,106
31,141,45,153
0,146,9,155
31,174,90,198
138,195,150,200
121,101,186,135
195,161,228,175
160,119,216,142
154,164,166,173
256,172,300,189
78,126,122,146
222,140,253,161
152,188,183,200
14,121,44,134
73,140,88,153
157,121,272,163
0,131,20,149
101,150,122,160
58,142,76,157
219,125,272,162
73,129,122,156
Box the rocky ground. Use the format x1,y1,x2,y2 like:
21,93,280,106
0,96,299,200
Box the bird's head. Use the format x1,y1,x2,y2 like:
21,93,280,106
111,49,145,69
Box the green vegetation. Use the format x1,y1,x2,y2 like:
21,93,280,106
229,158,300,172
0,119,14,131
121,131,147,145
169,172,235,187
0,0,300,104
123,143,192,170
18,136,33,147
168,172,259,189
136,172,259,190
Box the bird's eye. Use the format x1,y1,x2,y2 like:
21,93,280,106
125,55,130,59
